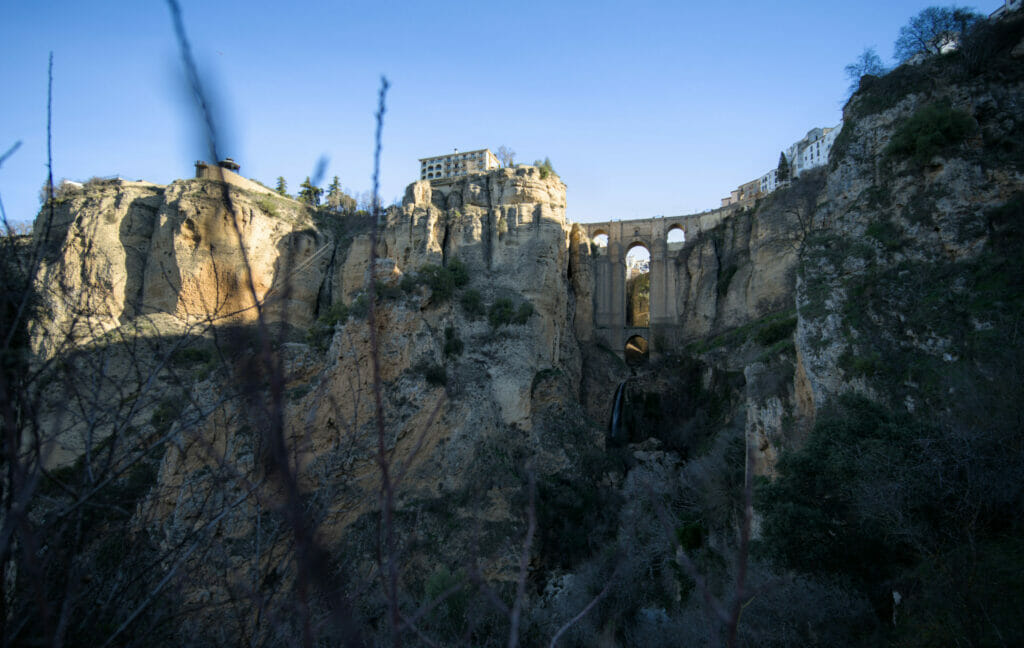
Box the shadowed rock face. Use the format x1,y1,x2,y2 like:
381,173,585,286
23,50,1024,639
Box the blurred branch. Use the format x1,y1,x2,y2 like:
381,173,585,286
0,141,21,169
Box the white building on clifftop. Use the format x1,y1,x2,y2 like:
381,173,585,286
420,148,500,182
758,124,842,194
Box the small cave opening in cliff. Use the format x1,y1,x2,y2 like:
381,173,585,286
625,243,650,327
624,334,649,366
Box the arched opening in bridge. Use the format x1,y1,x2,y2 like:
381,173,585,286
625,243,650,327
624,335,649,366
592,231,608,249
667,226,685,249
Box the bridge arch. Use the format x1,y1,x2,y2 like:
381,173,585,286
624,334,649,365
625,242,651,328
579,205,739,357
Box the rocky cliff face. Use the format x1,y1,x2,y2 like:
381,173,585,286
26,166,598,639
31,178,327,358
796,46,1024,422
671,183,811,342
17,22,1024,642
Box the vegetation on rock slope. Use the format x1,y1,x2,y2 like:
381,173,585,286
3,7,1023,648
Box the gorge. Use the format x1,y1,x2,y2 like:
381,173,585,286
4,13,1024,646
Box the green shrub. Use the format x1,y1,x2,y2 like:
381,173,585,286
150,398,179,434
513,302,533,324
487,297,534,328
758,396,931,580
754,316,796,346
447,258,470,287
758,394,1024,644
306,301,350,351
537,476,621,570
838,349,883,377
420,363,447,386
422,567,469,632
533,157,556,180
400,273,419,293
459,289,485,318
530,368,563,396
348,293,369,320
865,219,903,250
375,281,403,300
320,301,349,327
847,63,932,119
420,265,455,302
443,327,463,357
488,298,515,327
255,195,279,218
171,346,212,366
675,518,706,552
884,102,977,164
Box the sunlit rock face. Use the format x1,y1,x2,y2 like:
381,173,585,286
31,178,326,358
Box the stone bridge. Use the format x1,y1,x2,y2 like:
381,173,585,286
579,204,739,358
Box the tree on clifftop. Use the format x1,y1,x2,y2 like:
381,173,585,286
533,157,556,179
275,176,288,196
325,175,356,213
776,152,790,183
297,176,322,206
496,145,515,168
844,47,886,95
894,6,983,62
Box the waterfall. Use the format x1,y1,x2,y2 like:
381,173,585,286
609,381,627,445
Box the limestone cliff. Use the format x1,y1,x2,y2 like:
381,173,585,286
670,188,809,342
24,165,596,639
16,21,1024,642
795,39,1024,422
31,177,328,358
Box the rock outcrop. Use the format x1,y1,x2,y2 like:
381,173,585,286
31,178,327,358
18,23,1024,640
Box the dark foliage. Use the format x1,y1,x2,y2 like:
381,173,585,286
884,101,976,164
487,298,533,328
536,475,622,571
893,6,982,63
459,289,485,318
443,326,463,357
759,394,1024,643
418,259,469,303
753,316,796,347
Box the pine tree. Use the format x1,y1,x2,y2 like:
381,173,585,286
275,176,288,196
325,175,355,212
777,152,790,183
297,177,322,206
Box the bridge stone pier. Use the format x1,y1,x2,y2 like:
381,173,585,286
580,205,738,358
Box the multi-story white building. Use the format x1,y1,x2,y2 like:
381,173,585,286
757,123,842,195
759,168,779,194
419,148,500,181
788,125,841,177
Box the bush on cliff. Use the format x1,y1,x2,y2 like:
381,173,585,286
417,258,470,303
533,157,556,180
758,394,1024,644
884,101,977,164
459,289,485,318
488,298,533,328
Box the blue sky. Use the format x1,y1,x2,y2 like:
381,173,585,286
0,1,1002,227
